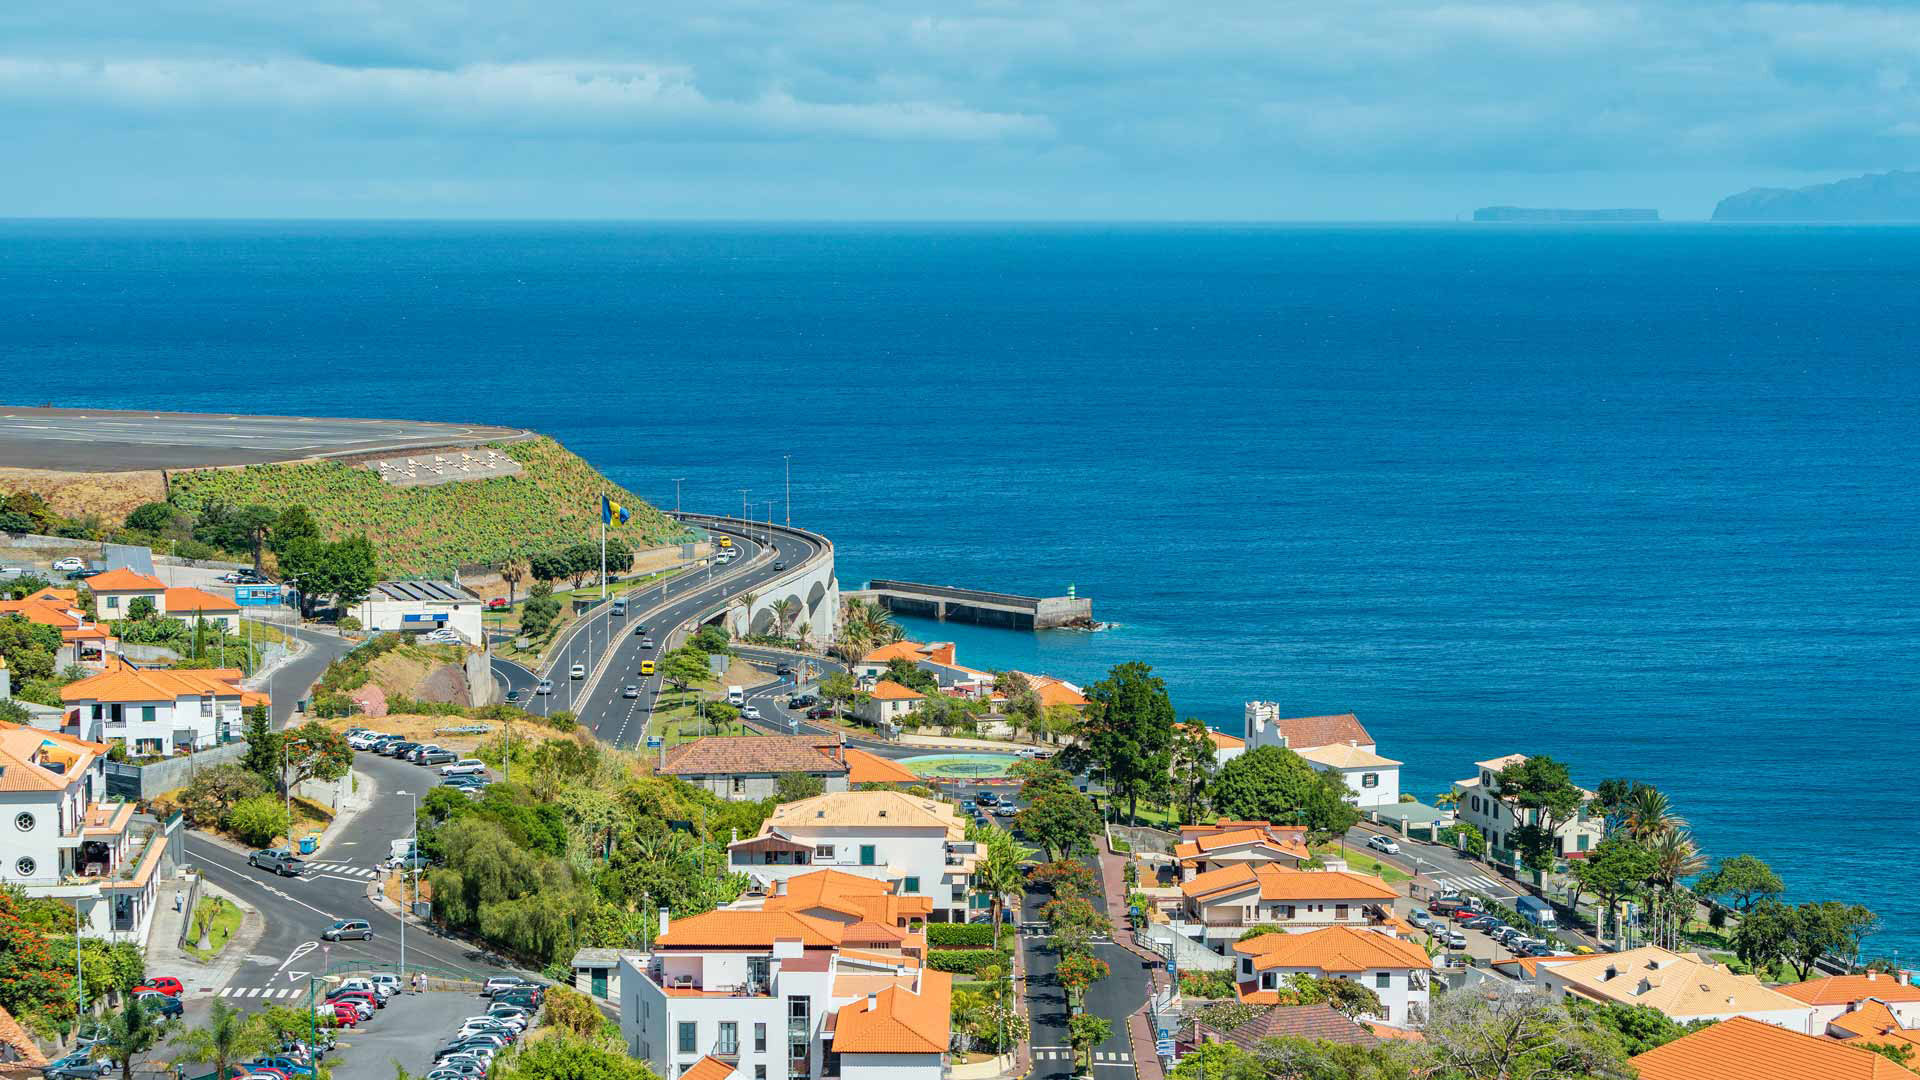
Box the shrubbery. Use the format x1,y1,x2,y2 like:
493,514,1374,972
928,948,1013,975
927,923,1001,947
224,795,291,847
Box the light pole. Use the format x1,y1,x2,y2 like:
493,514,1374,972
672,478,685,517
737,489,750,528
784,455,791,526
395,790,416,985
764,501,775,546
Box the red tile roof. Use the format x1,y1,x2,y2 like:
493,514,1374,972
85,568,165,592
660,735,845,777
1265,713,1373,750
1205,1004,1378,1049
1778,976,1920,1007
680,1056,736,1080
1632,1015,1915,1080
163,586,239,612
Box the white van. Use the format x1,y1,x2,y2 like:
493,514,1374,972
727,686,745,706
389,838,417,861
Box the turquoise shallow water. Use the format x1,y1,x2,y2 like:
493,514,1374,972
4,221,1917,953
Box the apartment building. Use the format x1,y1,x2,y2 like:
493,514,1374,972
1451,754,1604,863
59,661,265,754
1173,820,1313,881
1233,925,1433,1029
728,792,979,922
1177,863,1401,953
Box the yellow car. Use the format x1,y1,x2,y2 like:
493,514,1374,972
716,536,732,549
640,660,656,676
1571,945,1599,955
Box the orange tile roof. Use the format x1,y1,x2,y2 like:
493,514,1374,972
1010,671,1088,708
842,747,919,785
679,1057,736,1080
657,909,845,949
163,586,239,612
0,1003,49,1070
867,680,925,701
1233,925,1431,974
0,598,85,629
861,641,930,665
85,568,165,592
1181,862,1398,903
1632,1015,1915,1080
23,587,76,605
1780,976,1920,1007
1265,713,1374,750
767,870,894,916
1830,1001,1920,1050
0,722,103,792
1174,822,1313,862
831,970,951,1054
60,666,249,704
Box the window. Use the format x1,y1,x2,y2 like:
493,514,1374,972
903,876,920,893
1361,772,1379,788
200,695,214,717
756,1070,767,1080
755,1023,767,1052
1577,833,1591,852
733,778,746,794
678,1022,697,1054
859,845,876,866
13,813,31,833
14,857,34,877
106,595,119,610
814,845,834,859
1335,904,1349,920
1279,904,1295,919
718,1022,738,1056
1375,972,1391,989
140,706,156,723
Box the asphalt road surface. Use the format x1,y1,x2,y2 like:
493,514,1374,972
0,406,527,470
1020,874,1146,1080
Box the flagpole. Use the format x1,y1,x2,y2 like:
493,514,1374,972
600,497,608,601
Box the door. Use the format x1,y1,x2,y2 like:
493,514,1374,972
591,969,608,999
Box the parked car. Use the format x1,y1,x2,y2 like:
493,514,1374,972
1365,834,1401,855
788,694,817,709
325,988,381,1012
569,664,585,679
975,791,1000,806
335,978,391,1001
136,976,184,997
992,804,1018,817
535,680,553,695
441,774,485,789
67,567,103,580
1461,914,1503,931
622,685,640,699
422,629,463,645
418,748,459,766
1406,909,1435,930
1443,928,1468,948
42,1051,113,1078
321,919,374,941
369,973,402,995
0,566,23,581
486,597,510,610
441,759,486,776
385,741,421,758
134,990,182,1017
1449,906,1485,921
248,850,306,877
318,1002,358,1027
245,1057,316,1077
806,706,835,719
51,557,86,572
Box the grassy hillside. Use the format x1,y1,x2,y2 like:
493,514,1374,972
167,437,688,575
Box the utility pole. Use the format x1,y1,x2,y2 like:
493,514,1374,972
784,455,791,526
395,790,416,983
738,489,750,526
765,501,775,546
672,478,685,517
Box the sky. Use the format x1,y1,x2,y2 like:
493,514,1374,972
5,1,1919,220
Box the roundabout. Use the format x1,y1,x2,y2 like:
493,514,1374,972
899,753,1022,779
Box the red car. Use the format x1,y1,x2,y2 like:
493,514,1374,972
486,597,510,610
1449,907,1485,921
322,1002,359,1027
327,989,381,1013
135,976,184,997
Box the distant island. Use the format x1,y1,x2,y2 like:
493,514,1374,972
1473,206,1660,223
1713,170,1920,221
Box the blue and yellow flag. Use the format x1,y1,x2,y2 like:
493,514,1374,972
602,495,631,525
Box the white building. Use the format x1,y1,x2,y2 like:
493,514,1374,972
618,902,949,1080
851,681,924,732
59,661,265,755
1177,864,1404,953
0,721,171,943
1295,742,1402,808
854,641,995,698
1775,974,1920,1032
86,569,241,632
1530,947,1818,1033
728,792,979,923
1233,925,1433,1029
355,580,484,643
1451,754,1604,863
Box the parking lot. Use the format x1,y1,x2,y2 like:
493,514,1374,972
329,989,498,1080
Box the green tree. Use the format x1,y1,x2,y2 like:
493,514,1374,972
1573,1000,1711,1056
102,995,168,1080
0,886,73,1021
658,648,710,707
1067,1013,1113,1072
1056,952,1110,1005
224,795,292,847
1208,745,1359,843
1074,661,1176,824
1169,721,1216,825
817,671,857,715
879,657,937,694
1570,835,1658,948
1017,790,1103,861
124,502,177,535
1285,973,1385,1020
0,614,61,689
179,764,268,827
690,624,731,655
238,707,280,786
275,721,353,796
1495,755,1588,872
1588,778,1654,837
1730,898,1795,975
171,1000,270,1080
281,534,378,616
1695,854,1784,913
1622,785,1687,842
269,505,322,554
493,1030,661,1080
1421,988,1634,1080
1782,901,1879,979
974,826,1027,945
124,596,156,622
773,772,826,802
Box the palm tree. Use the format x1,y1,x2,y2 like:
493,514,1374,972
1625,787,1686,842
770,597,801,637
102,998,166,1080
172,1000,268,1080
949,987,988,1056
1648,827,1708,948
976,828,1026,945
499,558,527,607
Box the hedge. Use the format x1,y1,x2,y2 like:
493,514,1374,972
927,949,1013,975
927,923,997,947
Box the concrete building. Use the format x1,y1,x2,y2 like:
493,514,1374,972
616,899,950,1080
851,682,924,733
854,642,995,698
1242,706,1375,756
1777,974,1920,1032
1174,821,1313,882
58,661,265,754
1451,754,1604,863
1633,1015,1914,1080
84,568,165,621
1234,926,1432,1029
1176,864,1403,953
355,580,484,643
728,792,979,923
1529,946,1817,1032
0,721,170,943
1295,742,1401,809
0,588,116,668
659,736,919,801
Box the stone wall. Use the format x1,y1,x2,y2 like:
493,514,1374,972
106,741,250,801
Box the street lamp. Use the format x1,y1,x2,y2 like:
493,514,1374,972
783,455,791,526
394,790,417,986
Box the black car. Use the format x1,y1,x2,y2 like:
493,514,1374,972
806,706,835,719
772,561,786,570
788,694,817,709
504,689,526,704
65,568,104,581
134,990,182,1018
385,741,420,758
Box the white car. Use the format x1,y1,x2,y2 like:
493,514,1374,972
740,705,761,720
535,680,553,695
441,759,487,777
1365,834,1401,855
0,566,22,581
569,664,585,679
51,557,85,572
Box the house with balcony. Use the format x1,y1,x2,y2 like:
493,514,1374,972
661,735,919,801
1175,863,1403,953
59,661,266,754
617,905,951,1080
1451,754,1604,866
854,641,996,699
728,792,979,923
1233,925,1433,1029
1530,947,1817,1032
0,589,116,668
0,721,170,943
1174,820,1313,882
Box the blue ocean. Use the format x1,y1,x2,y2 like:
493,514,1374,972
4,221,1917,953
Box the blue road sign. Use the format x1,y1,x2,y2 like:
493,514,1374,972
646,736,664,748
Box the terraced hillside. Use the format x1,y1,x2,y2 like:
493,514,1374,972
166,437,687,575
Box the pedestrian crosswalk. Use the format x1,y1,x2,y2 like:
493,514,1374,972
305,862,381,879
1030,1050,1131,1063
1428,872,1514,897
218,986,302,999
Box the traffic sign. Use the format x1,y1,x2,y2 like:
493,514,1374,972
1165,961,1175,974
1156,1040,1175,1058
646,736,664,748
